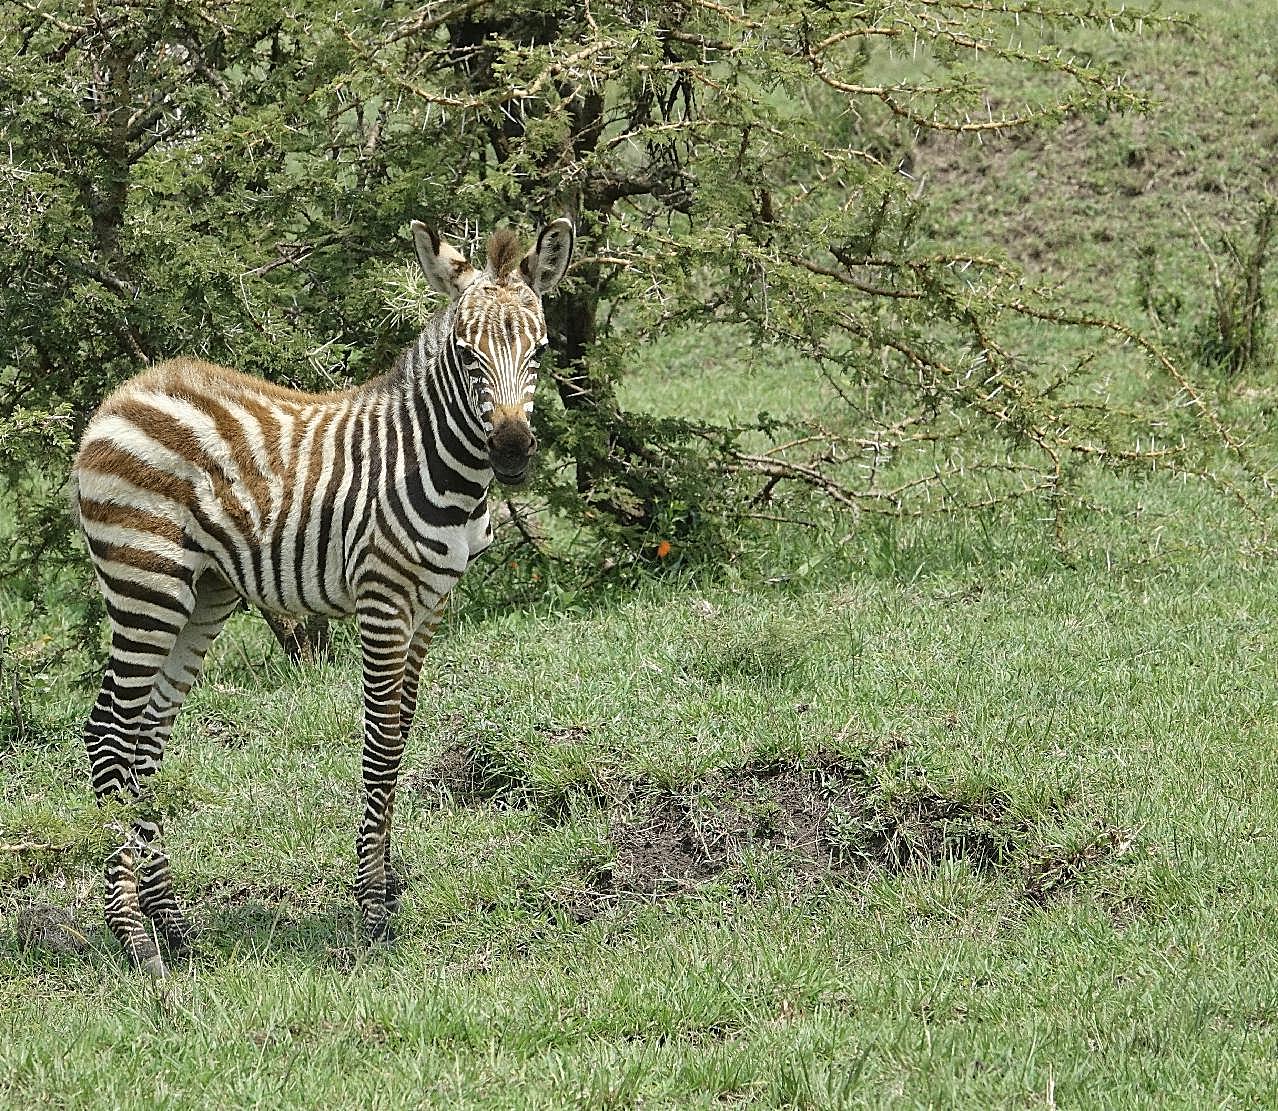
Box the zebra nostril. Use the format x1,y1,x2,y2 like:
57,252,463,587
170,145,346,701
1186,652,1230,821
489,421,534,456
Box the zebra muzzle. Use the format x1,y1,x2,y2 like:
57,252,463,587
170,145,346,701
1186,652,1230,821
488,420,536,486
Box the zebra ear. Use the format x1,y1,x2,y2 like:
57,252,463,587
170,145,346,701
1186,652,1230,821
520,219,575,294
411,221,477,300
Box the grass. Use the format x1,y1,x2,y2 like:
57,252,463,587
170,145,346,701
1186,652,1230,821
6,2,1278,1107
6,534,1278,1106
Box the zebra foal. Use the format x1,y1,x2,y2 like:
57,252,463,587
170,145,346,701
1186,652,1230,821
71,218,574,975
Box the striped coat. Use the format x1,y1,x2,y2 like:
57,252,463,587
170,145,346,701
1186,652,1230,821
72,219,574,975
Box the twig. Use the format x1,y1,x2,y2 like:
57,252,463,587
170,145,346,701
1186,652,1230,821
0,628,22,741
501,499,549,553
386,0,494,44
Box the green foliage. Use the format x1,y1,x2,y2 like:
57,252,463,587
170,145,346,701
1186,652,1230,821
2,0,1229,626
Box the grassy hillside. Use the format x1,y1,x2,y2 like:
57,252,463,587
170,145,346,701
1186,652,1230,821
4,3,1278,1107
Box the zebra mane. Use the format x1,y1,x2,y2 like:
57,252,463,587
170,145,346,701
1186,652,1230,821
487,229,523,279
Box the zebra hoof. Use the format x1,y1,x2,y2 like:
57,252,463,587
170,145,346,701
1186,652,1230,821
140,952,170,980
128,941,169,980
364,917,397,947
124,935,168,978
385,867,403,911
160,925,199,961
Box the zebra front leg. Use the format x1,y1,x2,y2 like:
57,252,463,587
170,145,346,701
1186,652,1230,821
355,606,410,943
382,594,449,914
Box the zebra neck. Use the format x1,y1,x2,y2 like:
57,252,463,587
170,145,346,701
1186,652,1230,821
386,329,491,496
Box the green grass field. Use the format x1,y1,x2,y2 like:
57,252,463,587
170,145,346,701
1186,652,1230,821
5,4,1278,1107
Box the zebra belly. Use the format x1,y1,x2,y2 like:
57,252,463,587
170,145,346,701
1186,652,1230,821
186,483,357,620
213,561,357,620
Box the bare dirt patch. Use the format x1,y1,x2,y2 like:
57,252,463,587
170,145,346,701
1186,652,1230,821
409,737,1137,919
408,736,538,810
605,754,860,897
596,751,1022,902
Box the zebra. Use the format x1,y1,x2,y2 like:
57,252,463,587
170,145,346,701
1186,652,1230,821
70,218,574,976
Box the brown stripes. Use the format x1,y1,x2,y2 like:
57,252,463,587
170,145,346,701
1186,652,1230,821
76,442,198,508
182,392,272,522
295,417,327,525
85,535,186,579
77,497,187,549
106,398,260,546
289,405,313,463
324,405,351,528
235,394,287,487
110,399,234,487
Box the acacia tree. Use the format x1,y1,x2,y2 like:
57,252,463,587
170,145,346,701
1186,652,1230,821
0,0,1256,645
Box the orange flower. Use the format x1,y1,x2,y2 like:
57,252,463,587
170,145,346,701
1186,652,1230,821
656,540,672,559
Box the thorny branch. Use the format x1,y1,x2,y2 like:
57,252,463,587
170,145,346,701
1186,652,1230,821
4,0,1260,603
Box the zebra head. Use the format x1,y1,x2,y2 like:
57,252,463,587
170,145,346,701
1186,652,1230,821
411,219,575,487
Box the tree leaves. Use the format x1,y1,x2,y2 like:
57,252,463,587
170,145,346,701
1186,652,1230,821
3,0,1250,616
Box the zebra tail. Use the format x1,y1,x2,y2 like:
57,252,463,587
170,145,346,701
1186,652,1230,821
65,471,81,528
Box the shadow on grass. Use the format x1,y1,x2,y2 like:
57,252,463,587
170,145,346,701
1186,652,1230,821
197,897,358,967
8,893,364,976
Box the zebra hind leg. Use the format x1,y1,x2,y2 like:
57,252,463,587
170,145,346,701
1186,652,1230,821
134,572,241,958
84,602,193,977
